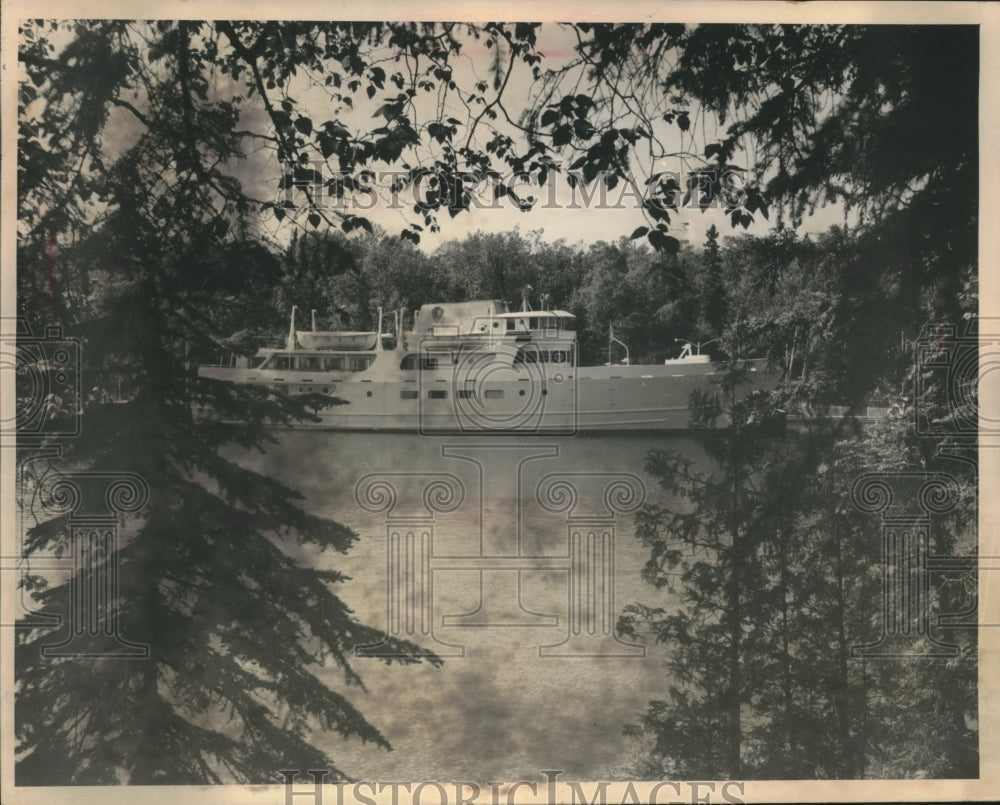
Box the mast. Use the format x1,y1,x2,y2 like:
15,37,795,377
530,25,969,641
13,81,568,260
311,309,317,332
287,305,297,352
376,307,384,352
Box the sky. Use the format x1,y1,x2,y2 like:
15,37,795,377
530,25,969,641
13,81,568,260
18,19,850,255
223,22,850,255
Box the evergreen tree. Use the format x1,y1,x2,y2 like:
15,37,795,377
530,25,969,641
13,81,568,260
698,224,727,338
619,367,780,778
623,400,977,778
15,21,437,783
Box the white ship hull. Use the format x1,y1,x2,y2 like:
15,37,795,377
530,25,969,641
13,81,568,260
198,357,775,433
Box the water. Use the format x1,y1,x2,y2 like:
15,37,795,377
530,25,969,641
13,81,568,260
225,431,713,781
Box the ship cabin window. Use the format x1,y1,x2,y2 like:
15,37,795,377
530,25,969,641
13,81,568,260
324,356,345,371
484,389,504,399
400,354,441,371
458,389,475,399
348,356,372,372
295,356,321,371
273,356,290,371
514,346,572,365
428,389,448,399
400,389,418,399
562,317,576,331
529,317,538,329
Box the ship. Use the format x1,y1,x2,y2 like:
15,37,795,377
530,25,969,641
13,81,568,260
197,298,778,433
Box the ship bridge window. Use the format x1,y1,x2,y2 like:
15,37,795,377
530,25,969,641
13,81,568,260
562,317,576,331
550,349,570,364
529,317,538,329
274,356,290,371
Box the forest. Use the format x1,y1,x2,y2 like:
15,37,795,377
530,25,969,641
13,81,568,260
12,19,980,784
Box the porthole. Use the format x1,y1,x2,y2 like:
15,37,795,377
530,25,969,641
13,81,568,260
366,390,373,397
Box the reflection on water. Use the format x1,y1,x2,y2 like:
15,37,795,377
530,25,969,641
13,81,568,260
223,431,712,781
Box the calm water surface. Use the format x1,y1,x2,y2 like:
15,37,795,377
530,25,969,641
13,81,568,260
226,431,714,781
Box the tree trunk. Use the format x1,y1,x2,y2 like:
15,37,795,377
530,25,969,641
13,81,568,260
726,382,744,778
